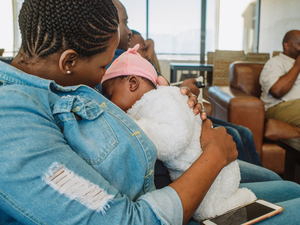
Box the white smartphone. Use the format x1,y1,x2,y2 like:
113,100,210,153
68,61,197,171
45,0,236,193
201,199,283,225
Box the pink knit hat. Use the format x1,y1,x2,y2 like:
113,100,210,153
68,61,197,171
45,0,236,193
101,44,157,86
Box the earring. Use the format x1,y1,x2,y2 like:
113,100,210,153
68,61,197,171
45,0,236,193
67,71,71,74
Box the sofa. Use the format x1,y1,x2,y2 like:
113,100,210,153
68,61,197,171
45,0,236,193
207,61,300,174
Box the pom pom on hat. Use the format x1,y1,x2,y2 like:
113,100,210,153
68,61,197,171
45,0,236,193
101,44,157,86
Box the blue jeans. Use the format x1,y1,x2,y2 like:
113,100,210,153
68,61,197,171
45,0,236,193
238,160,282,183
241,181,300,225
156,156,300,225
208,116,262,166
257,198,300,224
188,180,300,225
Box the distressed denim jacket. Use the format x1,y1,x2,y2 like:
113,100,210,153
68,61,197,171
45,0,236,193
0,61,182,225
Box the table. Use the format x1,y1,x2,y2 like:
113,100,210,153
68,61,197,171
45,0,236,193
170,63,213,84
277,138,300,183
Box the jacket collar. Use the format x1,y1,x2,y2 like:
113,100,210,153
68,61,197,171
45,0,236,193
0,61,85,93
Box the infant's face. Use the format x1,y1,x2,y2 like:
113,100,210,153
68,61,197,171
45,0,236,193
102,78,130,112
102,76,154,112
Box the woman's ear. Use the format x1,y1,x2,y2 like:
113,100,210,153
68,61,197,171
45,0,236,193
58,49,79,75
128,75,140,92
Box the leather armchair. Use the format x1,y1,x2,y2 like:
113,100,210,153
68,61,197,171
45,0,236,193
207,61,300,174
203,99,212,117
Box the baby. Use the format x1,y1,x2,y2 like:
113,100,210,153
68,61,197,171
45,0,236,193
101,44,256,221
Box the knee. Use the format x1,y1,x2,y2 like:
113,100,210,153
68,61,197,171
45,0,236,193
224,127,241,142
281,181,300,192
236,126,253,138
224,126,239,136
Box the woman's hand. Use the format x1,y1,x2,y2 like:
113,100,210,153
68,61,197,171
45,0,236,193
180,85,207,121
200,119,238,166
169,119,238,224
158,77,207,120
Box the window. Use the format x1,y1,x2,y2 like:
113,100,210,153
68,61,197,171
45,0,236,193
121,0,202,58
0,0,23,57
0,2,13,56
148,0,201,55
121,0,147,36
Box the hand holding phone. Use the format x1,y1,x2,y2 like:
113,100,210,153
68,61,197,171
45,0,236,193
201,199,283,225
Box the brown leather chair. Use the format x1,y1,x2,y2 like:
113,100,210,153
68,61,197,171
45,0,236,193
207,61,300,174
203,99,212,117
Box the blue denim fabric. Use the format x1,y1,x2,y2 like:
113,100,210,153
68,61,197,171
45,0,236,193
257,198,300,225
0,61,183,224
241,181,300,225
238,160,282,183
189,181,300,225
240,181,300,203
208,116,263,166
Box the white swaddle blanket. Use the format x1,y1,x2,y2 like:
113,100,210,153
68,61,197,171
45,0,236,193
127,85,256,221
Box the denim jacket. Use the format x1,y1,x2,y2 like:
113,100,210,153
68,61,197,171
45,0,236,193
0,61,183,224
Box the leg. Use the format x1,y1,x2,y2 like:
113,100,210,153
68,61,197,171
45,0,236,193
241,180,300,225
238,160,282,183
209,117,249,162
188,180,300,225
257,198,300,224
240,180,300,203
231,125,262,166
224,127,251,163
266,99,300,128
187,198,300,225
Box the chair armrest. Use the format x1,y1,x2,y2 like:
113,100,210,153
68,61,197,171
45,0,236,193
207,86,265,156
202,99,212,117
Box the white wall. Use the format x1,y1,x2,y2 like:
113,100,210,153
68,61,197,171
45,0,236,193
259,0,300,54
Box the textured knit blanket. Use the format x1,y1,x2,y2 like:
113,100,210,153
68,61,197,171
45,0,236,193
127,85,256,221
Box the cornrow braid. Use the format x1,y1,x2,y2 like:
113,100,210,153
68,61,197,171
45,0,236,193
30,0,40,48
37,0,55,55
19,0,119,58
67,2,110,53
35,1,48,52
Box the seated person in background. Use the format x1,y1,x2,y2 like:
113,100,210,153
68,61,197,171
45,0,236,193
260,29,300,129
130,29,161,73
101,44,257,221
128,27,262,167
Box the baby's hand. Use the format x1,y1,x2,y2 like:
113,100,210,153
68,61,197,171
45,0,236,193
180,86,207,120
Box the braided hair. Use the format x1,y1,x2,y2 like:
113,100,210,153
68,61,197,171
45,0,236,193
19,0,119,58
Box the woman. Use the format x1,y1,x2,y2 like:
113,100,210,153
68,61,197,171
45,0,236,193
0,0,236,224
0,0,300,224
